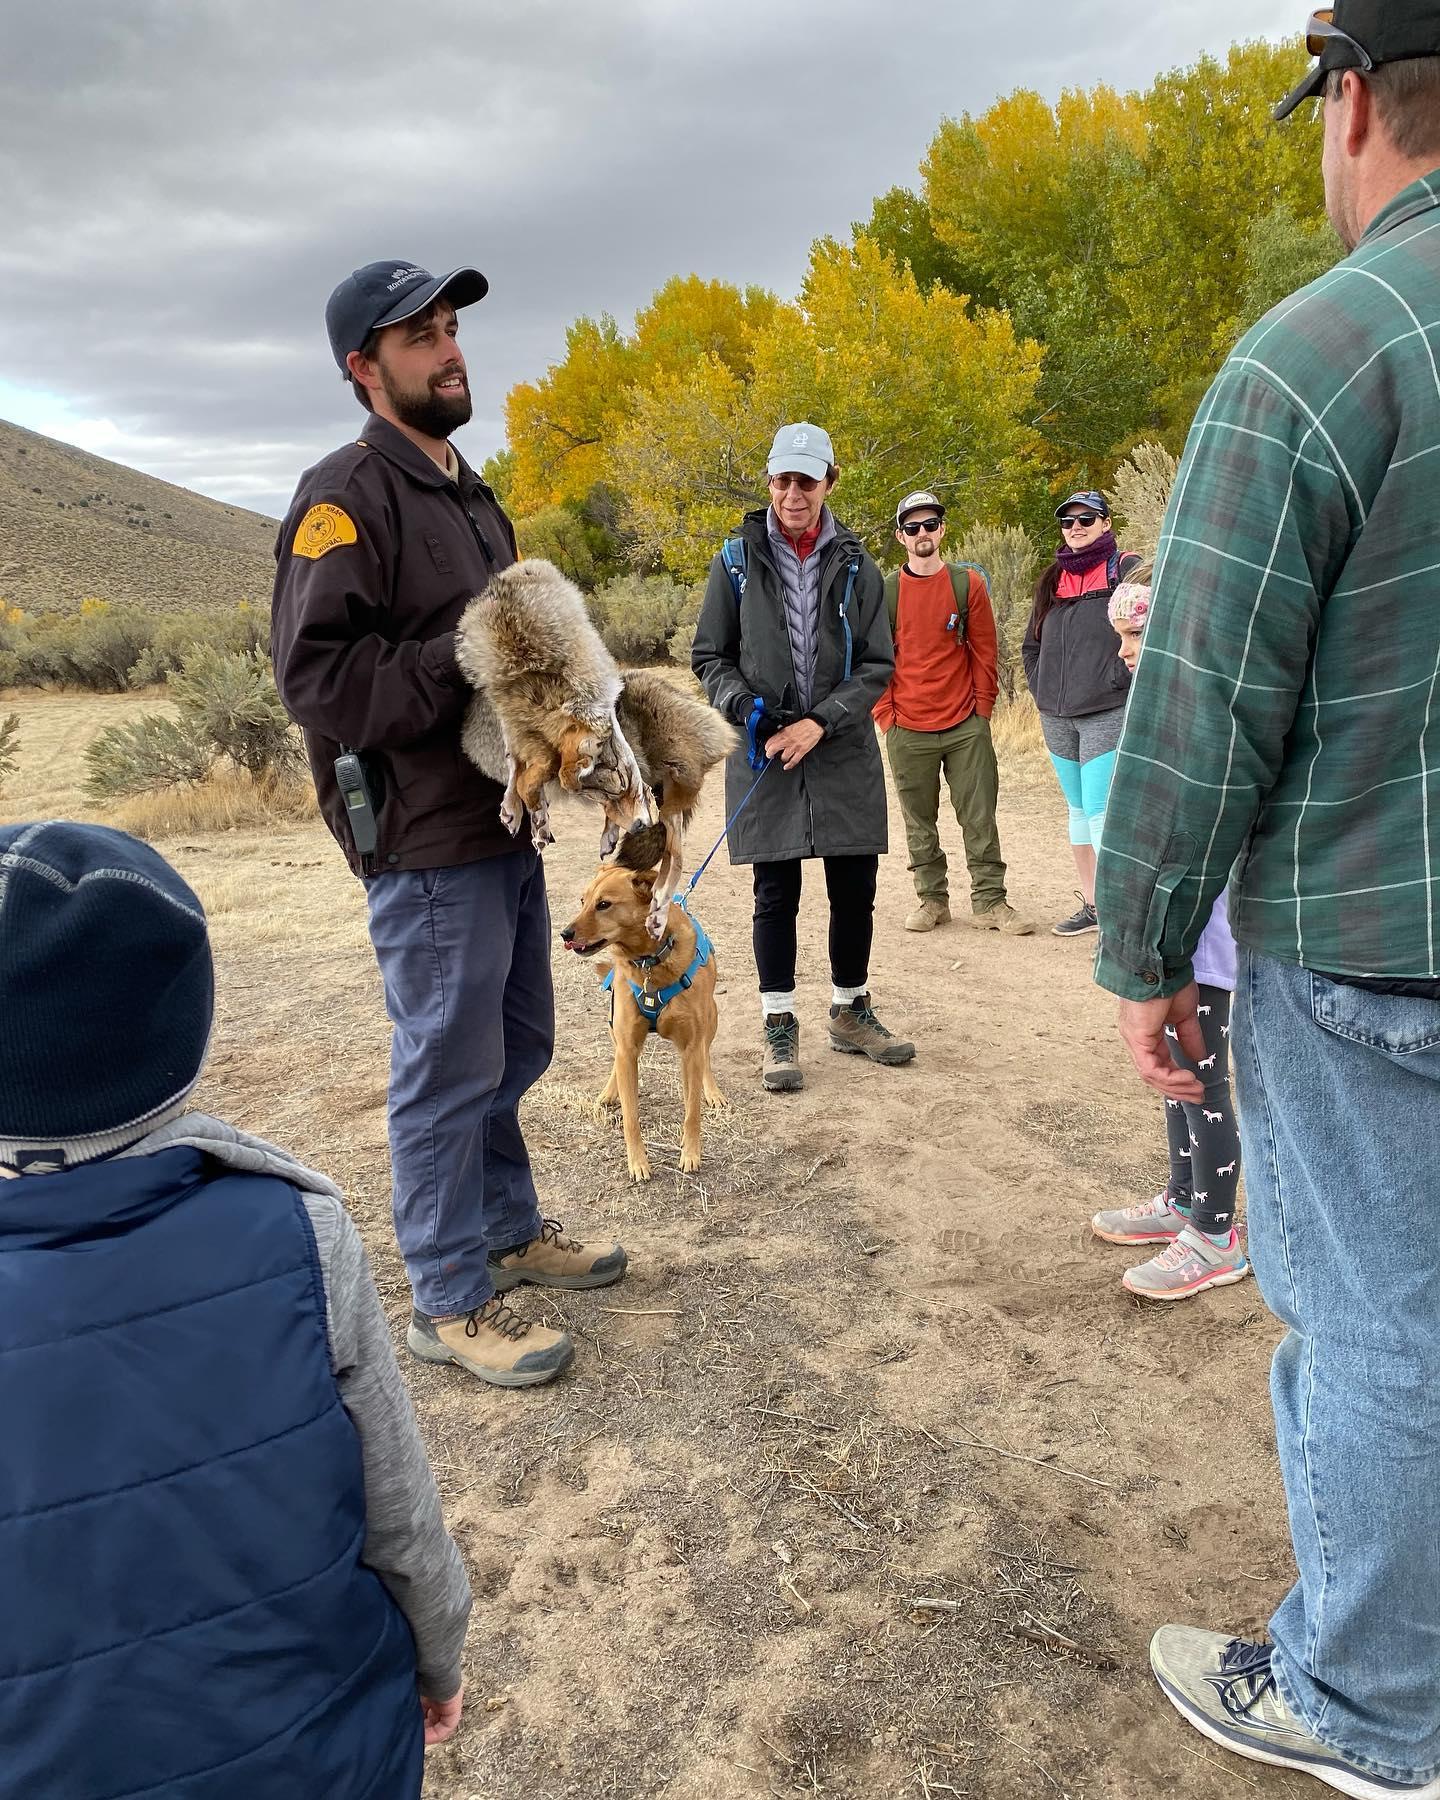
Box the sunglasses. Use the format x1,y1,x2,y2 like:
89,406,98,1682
1305,9,1374,70
770,472,820,493
900,516,943,536
1061,513,1103,529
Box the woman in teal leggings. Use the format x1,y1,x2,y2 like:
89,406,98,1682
1020,490,1140,935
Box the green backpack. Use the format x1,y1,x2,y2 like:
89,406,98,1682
882,562,986,642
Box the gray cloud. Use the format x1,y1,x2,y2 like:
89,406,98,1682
1,0,1301,516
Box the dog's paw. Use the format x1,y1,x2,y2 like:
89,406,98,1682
627,1152,653,1184
500,801,522,836
704,1088,729,1111
646,901,667,940
680,1145,702,1174
531,822,556,851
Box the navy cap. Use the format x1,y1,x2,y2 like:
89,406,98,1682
1055,489,1110,519
325,261,489,375
1275,1,1440,120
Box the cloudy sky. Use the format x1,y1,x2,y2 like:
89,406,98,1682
1,0,1301,519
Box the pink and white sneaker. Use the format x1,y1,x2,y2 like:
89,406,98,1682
1091,1191,1188,1246
1122,1227,1250,1301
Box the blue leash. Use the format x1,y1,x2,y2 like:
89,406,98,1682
676,757,773,912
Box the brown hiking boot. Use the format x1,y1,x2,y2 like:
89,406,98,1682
406,1297,575,1389
967,900,1036,936
762,1012,803,1092
488,1217,628,1292
904,898,951,933
827,995,915,1066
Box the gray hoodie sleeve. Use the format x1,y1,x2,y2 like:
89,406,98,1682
303,1195,472,1701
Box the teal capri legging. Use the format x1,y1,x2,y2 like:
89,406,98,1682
1040,707,1125,850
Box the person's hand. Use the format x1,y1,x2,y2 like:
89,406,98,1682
1116,981,1206,1101
766,718,825,770
421,1684,464,1746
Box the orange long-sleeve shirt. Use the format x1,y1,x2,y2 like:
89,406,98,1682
872,565,998,732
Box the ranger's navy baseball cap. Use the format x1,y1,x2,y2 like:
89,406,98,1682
1055,489,1110,519
1274,1,1440,120
325,261,489,375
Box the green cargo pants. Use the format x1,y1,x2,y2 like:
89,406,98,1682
884,713,1007,912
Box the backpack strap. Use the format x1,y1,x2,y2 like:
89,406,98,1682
720,534,748,605
883,569,899,634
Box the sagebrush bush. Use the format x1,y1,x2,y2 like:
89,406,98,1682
667,582,705,669
1111,441,1179,562
0,713,18,792
0,601,268,693
955,523,1040,703
587,573,690,663
84,647,301,799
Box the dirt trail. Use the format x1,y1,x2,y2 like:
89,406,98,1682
3,698,1304,1799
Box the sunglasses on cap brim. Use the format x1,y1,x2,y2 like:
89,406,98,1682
1305,9,1375,68
900,516,944,536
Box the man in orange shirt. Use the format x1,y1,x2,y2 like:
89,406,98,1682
874,492,1034,936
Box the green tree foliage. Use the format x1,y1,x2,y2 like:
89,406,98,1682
853,187,973,295
515,506,598,588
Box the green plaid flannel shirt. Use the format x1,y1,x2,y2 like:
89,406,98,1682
1096,171,1440,1001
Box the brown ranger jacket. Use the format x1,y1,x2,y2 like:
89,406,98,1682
270,415,518,877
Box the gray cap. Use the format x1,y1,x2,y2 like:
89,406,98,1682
767,422,835,481
896,490,945,525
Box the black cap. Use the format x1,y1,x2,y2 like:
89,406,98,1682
325,261,489,374
1274,1,1440,120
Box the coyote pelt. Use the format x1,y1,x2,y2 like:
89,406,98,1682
455,559,640,845
613,670,738,824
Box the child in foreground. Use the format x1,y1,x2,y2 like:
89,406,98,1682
1089,567,1251,1300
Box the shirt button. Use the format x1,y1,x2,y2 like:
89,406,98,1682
386,853,399,865
1142,970,1159,987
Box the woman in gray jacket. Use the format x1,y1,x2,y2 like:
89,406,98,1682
692,422,915,1092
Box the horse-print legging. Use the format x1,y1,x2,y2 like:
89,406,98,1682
1162,985,1241,1234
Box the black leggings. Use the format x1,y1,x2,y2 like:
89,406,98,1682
1163,986,1241,1234
752,856,878,993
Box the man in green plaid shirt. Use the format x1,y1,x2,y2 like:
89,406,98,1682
1095,5,1440,1795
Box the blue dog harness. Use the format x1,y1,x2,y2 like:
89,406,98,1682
602,905,715,1033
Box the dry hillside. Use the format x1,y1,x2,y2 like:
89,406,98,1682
0,418,277,615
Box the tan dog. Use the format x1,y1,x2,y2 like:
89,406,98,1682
560,853,724,1183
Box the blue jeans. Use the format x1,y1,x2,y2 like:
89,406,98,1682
1233,949,1440,1783
365,847,552,1318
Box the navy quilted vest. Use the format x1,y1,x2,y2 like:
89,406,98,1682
0,1147,422,1799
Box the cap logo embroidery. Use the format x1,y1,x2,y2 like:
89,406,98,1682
791,430,809,448
386,266,427,291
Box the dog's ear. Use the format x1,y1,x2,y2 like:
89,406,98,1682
630,871,656,900
611,820,667,873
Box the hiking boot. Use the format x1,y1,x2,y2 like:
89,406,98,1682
1150,1626,1440,1797
968,901,1036,936
1123,1226,1250,1301
488,1217,627,1292
762,1012,803,1092
905,898,951,933
828,995,916,1066
1053,894,1098,937
407,1298,575,1389
1092,1190,1188,1245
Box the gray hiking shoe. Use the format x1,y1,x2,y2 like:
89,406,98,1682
1092,1190,1188,1245
1150,1627,1440,1796
762,1012,803,1092
407,1297,575,1388
1053,894,1098,937
1123,1226,1249,1301
904,897,951,932
828,995,915,1066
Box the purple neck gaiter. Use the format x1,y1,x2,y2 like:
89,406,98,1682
1056,528,1117,578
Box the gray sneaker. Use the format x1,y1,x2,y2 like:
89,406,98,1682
1053,894,1098,937
1150,1626,1440,1797
1123,1226,1249,1300
1092,1190,1187,1245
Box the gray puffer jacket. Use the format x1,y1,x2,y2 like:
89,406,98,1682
692,508,893,864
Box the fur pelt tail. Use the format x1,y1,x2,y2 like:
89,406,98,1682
615,670,738,817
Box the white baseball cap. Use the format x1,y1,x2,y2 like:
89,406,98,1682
767,422,835,481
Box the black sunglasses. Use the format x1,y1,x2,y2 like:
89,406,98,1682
1306,9,1374,69
1061,512,1102,529
900,516,943,536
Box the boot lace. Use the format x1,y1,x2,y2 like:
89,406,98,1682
765,1017,798,1060
508,1218,581,1261
465,1297,532,1342
853,1003,892,1038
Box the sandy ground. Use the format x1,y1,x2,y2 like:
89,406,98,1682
2,694,1307,1800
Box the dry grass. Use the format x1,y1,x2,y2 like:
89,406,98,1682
989,692,1045,763
103,766,317,838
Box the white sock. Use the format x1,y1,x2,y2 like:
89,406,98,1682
760,990,797,1019
832,983,866,1008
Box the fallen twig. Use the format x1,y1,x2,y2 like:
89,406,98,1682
948,1430,1121,1491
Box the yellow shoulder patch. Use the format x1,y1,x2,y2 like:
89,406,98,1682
292,502,358,560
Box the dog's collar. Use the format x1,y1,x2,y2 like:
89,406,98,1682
631,934,676,972
602,911,712,1033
